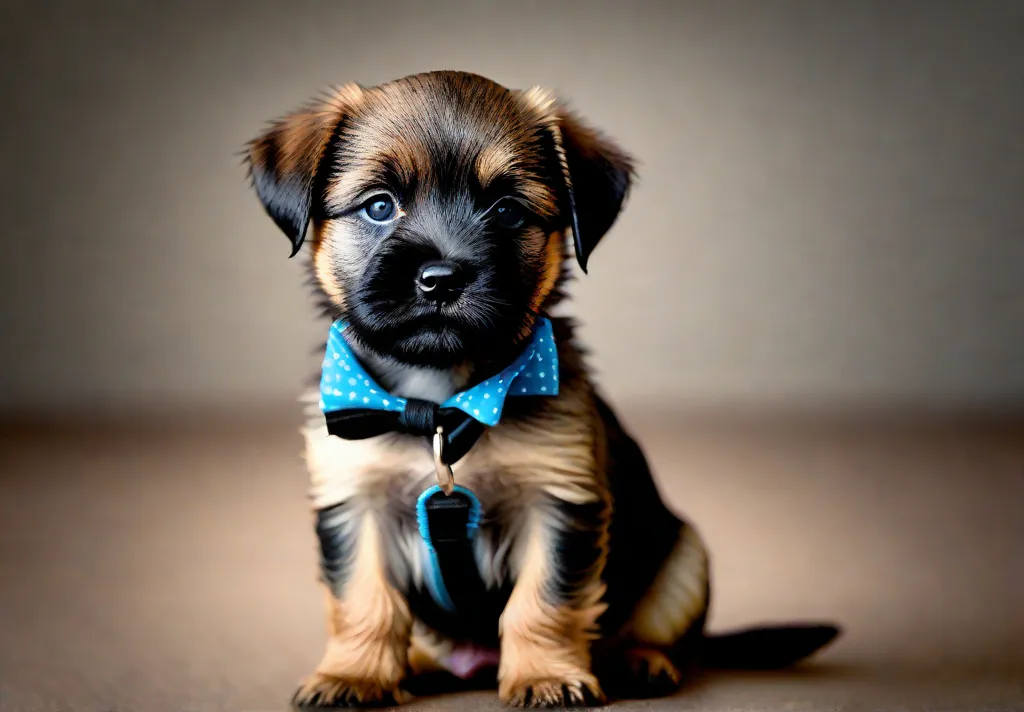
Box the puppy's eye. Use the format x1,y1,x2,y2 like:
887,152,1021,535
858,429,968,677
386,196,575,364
362,194,396,223
490,199,526,230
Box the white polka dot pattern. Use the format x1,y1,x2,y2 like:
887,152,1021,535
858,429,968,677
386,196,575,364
319,318,559,426
318,326,408,415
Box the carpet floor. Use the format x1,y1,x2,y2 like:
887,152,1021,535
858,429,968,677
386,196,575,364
1,409,1022,711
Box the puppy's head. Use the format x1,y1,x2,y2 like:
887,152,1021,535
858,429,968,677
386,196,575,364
245,71,634,369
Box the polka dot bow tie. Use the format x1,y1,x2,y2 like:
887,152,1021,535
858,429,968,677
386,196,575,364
319,318,560,465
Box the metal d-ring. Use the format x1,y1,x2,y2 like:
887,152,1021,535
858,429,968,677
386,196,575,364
432,426,455,495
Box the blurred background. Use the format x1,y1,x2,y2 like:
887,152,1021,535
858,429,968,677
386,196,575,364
0,2,1022,711
1,0,1022,416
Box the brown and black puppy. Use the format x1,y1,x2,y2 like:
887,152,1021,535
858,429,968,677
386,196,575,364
244,70,839,708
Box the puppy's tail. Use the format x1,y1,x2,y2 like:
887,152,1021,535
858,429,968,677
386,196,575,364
700,622,842,670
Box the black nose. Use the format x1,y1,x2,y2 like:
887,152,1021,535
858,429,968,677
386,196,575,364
416,261,465,301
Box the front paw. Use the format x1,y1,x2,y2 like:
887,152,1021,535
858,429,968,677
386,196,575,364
292,672,409,709
501,674,605,708
604,647,683,700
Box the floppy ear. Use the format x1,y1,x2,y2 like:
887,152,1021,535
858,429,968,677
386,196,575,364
551,108,636,273
243,84,362,257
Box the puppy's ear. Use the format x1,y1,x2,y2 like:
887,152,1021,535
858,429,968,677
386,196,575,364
551,108,636,273
243,84,362,257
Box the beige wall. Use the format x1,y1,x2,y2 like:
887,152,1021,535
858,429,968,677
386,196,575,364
1,1,1022,415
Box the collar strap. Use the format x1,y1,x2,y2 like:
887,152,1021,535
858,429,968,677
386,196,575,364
324,400,486,465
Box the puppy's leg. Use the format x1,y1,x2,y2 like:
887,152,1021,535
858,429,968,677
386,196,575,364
612,522,710,699
293,504,413,708
498,494,610,708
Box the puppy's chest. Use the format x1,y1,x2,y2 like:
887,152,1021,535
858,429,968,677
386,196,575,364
305,422,532,516
347,434,534,594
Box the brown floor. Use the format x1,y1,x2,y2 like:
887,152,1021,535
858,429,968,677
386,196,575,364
1,408,1023,711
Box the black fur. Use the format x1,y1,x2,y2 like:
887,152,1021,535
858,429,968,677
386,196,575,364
544,496,611,606
403,563,513,650
242,72,841,708
246,99,349,257
701,624,842,670
595,394,687,636
344,210,534,370
554,112,635,273
314,501,358,598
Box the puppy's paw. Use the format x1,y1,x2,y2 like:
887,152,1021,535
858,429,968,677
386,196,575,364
501,673,605,708
606,647,683,700
292,672,409,708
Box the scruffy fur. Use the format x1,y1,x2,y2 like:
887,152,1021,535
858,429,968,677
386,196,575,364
244,70,839,708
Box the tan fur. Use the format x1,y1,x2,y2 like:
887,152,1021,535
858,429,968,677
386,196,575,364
407,621,454,675
246,71,719,708
628,524,710,647
312,223,346,309
266,83,362,175
316,79,560,221
302,392,429,510
328,148,421,210
294,514,413,706
496,510,606,706
298,327,616,700
517,85,559,120
475,143,517,189
528,229,567,316
247,82,364,209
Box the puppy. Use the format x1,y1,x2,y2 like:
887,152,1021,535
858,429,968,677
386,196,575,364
244,70,839,708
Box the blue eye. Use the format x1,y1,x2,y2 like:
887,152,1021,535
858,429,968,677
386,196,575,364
362,194,396,223
491,198,526,229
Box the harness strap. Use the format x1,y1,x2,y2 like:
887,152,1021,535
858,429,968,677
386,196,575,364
416,485,487,612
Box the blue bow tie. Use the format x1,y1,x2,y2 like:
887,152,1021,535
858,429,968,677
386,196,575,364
319,318,560,463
